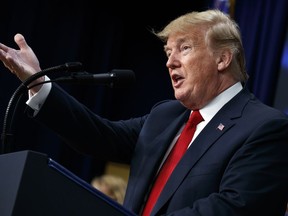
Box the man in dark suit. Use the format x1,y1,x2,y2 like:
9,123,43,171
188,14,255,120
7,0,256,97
1,9,288,216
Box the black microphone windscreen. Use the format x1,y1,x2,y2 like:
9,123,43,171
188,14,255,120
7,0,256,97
110,69,136,88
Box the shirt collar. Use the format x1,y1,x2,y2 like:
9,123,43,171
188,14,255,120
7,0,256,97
199,82,243,122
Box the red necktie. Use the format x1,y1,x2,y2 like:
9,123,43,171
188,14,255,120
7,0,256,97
142,110,203,216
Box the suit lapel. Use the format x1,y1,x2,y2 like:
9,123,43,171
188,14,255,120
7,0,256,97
153,117,235,214
126,109,190,212
145,110,190,175
151,88,250,215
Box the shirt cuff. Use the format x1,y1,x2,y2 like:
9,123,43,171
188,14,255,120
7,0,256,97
26,76,51,113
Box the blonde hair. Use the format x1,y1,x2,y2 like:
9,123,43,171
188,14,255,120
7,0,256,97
154,9,248,82
91,174,127,204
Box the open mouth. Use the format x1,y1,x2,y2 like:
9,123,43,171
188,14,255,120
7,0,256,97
172,74,184,87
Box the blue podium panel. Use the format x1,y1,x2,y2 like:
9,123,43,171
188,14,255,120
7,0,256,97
0,150,136,216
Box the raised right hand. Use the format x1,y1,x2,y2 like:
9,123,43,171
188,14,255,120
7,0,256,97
0,33,43,92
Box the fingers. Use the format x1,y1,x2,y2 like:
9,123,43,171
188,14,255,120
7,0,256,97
0,45,11,70
0,41,18,73
0,53,17,74
0,34,23,71
0,41,10,61
0,33,40,80
0,36,16,63
0,33,27,52
0,42,9,52
14,33,29,50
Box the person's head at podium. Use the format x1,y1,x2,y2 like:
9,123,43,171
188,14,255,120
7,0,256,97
1,9,288,216
91,174,127,205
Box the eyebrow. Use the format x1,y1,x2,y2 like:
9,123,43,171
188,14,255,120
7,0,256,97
163,45,169,53
164,36,195,53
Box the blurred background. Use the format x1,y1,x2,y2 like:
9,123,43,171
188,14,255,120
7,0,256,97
0,0,287,183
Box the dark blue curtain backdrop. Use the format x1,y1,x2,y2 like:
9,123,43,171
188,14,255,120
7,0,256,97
274,29,288,115
0,0,210,181
234,0,288,106
0,0,287,181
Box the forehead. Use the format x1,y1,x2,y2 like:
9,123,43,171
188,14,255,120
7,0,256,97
164,29,204,49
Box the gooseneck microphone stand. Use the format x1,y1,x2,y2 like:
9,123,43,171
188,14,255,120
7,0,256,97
1,62,83,154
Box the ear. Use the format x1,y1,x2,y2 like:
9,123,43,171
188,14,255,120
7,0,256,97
216,49,233,71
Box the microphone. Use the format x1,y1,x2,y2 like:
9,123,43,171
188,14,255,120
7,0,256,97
1,62,84,154
54,69,136,88
1,63,136,154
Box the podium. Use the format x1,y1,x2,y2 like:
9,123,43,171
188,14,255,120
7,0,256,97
0,150,136,216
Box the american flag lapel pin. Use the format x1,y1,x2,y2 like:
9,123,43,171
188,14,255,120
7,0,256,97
217,123,225,131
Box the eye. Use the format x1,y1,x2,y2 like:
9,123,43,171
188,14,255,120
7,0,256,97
166,50,171,58
181,45,191,52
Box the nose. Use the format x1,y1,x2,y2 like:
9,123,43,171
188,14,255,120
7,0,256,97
166,54,180,69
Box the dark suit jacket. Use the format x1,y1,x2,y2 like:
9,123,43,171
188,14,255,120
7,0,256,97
33,84,288,216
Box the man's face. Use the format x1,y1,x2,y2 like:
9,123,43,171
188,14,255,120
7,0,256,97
165,29,221,110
